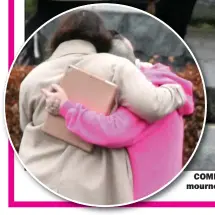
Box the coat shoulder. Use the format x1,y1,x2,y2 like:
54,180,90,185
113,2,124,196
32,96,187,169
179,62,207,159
93,53,135,71
96,53,132,64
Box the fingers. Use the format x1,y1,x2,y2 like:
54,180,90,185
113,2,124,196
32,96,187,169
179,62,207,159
46,96,60,104
41,88,53,97
41,84,64,100
45,97,61,116
51,84,63,93
47,85,54,92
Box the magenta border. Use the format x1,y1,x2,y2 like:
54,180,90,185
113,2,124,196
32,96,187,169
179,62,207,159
8,0,215,208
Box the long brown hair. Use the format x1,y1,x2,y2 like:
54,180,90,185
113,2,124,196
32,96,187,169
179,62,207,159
50,10,112,53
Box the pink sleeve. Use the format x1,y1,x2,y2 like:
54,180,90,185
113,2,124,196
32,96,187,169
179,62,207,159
59,100,144,148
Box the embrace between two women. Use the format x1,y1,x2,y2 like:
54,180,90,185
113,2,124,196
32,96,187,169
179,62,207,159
19,10,194,205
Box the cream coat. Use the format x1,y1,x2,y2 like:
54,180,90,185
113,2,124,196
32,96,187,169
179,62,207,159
19,40,185,205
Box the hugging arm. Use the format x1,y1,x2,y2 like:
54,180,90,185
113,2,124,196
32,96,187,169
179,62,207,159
59,101,144,148
113,59,186,123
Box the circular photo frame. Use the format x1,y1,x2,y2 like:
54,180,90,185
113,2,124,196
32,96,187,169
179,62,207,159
5,3,207,207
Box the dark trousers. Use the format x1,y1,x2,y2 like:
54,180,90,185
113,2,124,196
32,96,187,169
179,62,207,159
155,0,197,39
26,0,197,40
25,0,148,39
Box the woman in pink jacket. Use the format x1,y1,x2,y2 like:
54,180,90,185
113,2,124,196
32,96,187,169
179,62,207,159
42,65,194,200
42,36,194,200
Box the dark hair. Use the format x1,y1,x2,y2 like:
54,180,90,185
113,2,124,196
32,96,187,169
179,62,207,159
50,10,112,53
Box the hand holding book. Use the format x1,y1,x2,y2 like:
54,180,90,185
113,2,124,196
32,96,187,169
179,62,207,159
41,65,118,152
42,84,68,116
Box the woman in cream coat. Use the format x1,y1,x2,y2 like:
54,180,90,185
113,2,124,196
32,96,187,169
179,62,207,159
19,10,185,205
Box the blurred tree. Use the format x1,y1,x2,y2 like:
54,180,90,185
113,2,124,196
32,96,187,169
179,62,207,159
25,0,38,20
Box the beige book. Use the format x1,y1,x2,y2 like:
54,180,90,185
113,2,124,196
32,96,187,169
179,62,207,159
42,65,118,152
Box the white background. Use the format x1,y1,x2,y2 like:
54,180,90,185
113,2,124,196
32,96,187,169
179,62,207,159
1,0,215,213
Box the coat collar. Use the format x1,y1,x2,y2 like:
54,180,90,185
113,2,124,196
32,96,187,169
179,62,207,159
50,40,97,59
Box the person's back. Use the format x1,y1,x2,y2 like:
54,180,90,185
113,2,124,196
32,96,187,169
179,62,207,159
19,40,135,205
20,39,142,127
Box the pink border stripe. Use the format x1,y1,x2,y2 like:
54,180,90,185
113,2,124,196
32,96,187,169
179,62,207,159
8,0,14,67
8,0,215,208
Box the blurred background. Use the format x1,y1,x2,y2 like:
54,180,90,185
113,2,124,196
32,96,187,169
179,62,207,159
6,0,215,170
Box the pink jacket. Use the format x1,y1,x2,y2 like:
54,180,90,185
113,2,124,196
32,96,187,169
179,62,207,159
59,63,194,200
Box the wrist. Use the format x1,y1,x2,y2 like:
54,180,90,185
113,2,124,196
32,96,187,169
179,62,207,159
59,100,76,118
60,98,68,107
